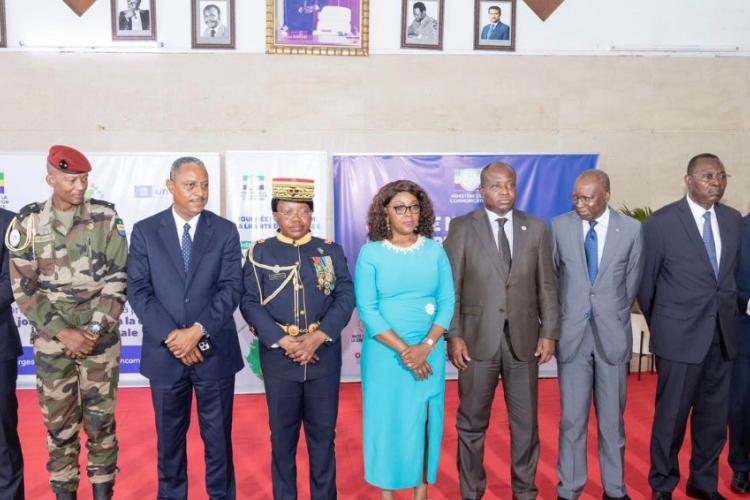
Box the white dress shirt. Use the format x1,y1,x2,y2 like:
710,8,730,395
485,208,513,257
131,11,143,31
686,195,722,268
172,207,200,242
581,207,609,266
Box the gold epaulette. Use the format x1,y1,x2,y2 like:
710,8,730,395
324,239,333,244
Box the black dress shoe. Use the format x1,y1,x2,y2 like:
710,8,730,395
652,492,671,500
685,483,726,500
604,495,631,500
55,492,77,500
92,481,114,500
732,471,750,494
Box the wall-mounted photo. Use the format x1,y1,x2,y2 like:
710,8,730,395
0,0,6,48
111,0,157,41
266,0,369,56
401,0,443,50
474,0,515,51
192,0,235,49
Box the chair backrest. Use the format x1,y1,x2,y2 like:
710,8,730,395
630,312,651,355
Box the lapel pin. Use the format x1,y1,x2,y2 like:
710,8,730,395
521,225,527,231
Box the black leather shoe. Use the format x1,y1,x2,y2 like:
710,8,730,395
55,492,77,500
732,471,750,494
558,497,573,500
652,492,671,500
685,484,727,500
604,495,631,500
92,481,114,500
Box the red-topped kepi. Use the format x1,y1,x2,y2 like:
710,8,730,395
47,145,92,173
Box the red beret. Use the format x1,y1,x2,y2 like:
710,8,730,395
47,145,91,174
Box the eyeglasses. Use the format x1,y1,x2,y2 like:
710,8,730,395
390,203,421,215
571,195,598,205
691,172,729,183
277,209,312,219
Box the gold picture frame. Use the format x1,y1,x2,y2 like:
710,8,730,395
266,0,369,56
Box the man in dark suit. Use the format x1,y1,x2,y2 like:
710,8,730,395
0,208,24,500
128,157,243,500
480,5,510,41
729,213,750,494
638,153,742,500
118,0,150,31
444,162,559,500
240,178,354,500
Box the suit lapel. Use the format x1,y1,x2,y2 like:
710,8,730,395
510,211,528,282
185,212,214,289
715,204,734,280
677,198,716,281
159,209,187,280
595,208,620,284
470,210,507,281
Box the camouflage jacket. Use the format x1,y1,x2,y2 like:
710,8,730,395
7,197,128,341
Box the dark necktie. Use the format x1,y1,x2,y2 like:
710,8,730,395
702,212,719,278
496,218,511,276
211,29,216,37
181,222,192,273
585,220,598,284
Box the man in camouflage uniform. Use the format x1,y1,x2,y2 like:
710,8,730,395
6,145,127,500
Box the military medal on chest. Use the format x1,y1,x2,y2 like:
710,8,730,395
311,254,336,296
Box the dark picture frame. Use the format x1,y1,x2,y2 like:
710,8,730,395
192,0,235,49
266,0,369,56
0,0,6,49
401,0,444,50
474,0,516,52
111,0,157,41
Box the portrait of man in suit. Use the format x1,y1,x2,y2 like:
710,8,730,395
638,153,742,499
406,1,439,45
127,157,244,500
0,208,24,500
728,212,750,494
118,0,150,31
480,5,509,41
202,3,227,39
551,169,643,500
443,161,559,500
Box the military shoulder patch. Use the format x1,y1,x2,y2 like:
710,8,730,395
324,239,333,245
114,217,127,237
17,202,42,221
89,198,116,210
256,239,265,244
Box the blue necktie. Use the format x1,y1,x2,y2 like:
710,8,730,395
702,212,719,278
585,221,598,284
181,223,192,273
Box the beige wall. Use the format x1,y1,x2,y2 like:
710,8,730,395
1,52,748,213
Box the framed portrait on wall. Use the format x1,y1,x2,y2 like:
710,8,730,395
401,0,443,50
192,0,235,49
266,0,369,56
111,0,157,41
0,0,6,48
474,0,515,52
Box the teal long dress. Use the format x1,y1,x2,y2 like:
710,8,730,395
354,236,455,489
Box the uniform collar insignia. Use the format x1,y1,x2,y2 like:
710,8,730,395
276,231,313,246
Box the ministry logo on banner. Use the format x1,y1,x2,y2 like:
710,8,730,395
241,174,268,200
133,185,172,198
451,168,483,204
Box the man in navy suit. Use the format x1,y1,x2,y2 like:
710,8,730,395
480,5,510,41
729,213,750,494
638,153,742,500
241,178,354,500
128,157,243,500
0,208,24,500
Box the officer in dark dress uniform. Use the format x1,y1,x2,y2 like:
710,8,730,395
240,178,355,500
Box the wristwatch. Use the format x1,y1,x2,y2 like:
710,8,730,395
86,321,104,337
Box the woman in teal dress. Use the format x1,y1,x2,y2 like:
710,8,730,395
354,180,455,500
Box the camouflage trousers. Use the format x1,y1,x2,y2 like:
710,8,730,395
33,334,121,493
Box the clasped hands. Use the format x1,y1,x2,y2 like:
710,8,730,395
400,343,433,381
165,325,205,366
58,327,99,360
278,331,328,366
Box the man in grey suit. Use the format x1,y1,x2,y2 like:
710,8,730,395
551,170,643,500
444,161,559,500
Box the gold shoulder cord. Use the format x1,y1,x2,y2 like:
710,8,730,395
247,245,300,306
4,217,36,257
